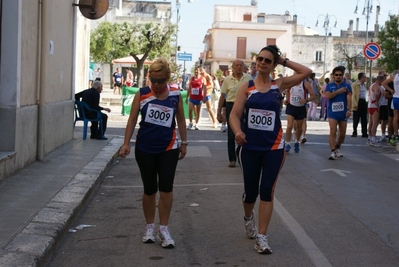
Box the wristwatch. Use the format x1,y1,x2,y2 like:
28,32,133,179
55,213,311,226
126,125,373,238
181,141,188,146
283,58,289,67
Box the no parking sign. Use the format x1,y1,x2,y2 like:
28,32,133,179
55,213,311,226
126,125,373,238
363,42,381,61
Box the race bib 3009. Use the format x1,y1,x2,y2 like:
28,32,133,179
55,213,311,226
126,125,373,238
248,108,275,131
144,103,174,128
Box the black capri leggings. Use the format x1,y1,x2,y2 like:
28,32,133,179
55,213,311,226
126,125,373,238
135,147,179,195
238,147,285,203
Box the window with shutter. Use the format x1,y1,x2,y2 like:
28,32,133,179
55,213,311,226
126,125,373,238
243,14,251,22
236,37,247,59
266,38,276,46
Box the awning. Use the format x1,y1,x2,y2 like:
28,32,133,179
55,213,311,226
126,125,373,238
112,55,153,65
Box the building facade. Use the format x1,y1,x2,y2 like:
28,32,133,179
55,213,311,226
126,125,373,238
202,4,323,75
0,0,90,180
203,4,383,80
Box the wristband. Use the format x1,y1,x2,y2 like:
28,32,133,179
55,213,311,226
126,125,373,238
181,141,188,145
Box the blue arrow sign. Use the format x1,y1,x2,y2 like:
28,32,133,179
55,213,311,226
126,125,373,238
177,53,192,61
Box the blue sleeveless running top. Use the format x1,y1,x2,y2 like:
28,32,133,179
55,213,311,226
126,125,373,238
242,80,285,151
136,85,180,153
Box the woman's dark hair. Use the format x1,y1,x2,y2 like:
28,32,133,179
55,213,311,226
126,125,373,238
325,77,330,83
259,45,281,64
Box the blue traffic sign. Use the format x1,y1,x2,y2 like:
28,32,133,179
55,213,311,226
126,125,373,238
177,53,192,61
363,42,381,61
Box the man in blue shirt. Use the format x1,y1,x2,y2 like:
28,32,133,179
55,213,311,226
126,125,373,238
113,68,123,95
181,71,188,91
325,66,352,160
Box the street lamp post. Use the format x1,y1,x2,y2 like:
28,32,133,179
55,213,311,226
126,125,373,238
354,0,381,81
174,0,193,64
174,0,181,64
315,14,338,75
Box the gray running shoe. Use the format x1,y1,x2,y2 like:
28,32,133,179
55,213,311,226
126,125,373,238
254,234,272,254
244,211,257,239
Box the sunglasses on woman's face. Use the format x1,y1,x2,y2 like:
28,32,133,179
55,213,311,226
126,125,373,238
150,77,168,84
256,56,273,64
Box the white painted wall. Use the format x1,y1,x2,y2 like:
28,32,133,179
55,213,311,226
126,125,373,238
0,0,91,180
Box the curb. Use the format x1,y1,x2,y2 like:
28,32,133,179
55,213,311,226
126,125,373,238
0,138,122,267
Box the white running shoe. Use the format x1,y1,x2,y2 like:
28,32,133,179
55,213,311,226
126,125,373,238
194,125,199,130
221,125,227,132
335,149,343,157
244,211,257,239
370,141,382,147
187,122,193,130
329,151,337,160
158,227,175,248
254,234,272,254
142,225,155,243
380,136,388,142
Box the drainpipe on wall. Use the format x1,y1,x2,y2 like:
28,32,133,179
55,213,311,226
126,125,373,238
37,0,46,160
72,0,78,99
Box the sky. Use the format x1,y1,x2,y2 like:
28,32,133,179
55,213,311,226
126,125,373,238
168,0,399,71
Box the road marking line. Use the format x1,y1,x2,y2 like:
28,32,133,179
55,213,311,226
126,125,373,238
274,198,332,267
103,182,331,265
321,169,352,177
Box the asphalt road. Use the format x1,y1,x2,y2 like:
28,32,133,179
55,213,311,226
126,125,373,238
47,112,399,267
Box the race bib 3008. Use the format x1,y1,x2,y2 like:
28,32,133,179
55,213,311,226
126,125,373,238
248,108,275,131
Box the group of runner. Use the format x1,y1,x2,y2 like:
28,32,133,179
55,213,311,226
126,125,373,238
278,66,399,159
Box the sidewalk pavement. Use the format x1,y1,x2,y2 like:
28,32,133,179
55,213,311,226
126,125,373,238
0,131,123,266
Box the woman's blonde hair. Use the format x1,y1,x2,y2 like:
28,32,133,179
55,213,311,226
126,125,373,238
149,58,171,80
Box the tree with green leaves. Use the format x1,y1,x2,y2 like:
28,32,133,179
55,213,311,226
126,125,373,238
90,22,128,84
90,21,177,87
377,15,399,73
90,22,125,64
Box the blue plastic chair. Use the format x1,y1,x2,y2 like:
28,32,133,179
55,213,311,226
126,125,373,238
74,100,103,140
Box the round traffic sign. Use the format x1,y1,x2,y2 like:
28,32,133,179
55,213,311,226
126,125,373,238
363,42,381,61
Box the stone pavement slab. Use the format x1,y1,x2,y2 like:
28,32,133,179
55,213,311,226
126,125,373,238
0,135,122,267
